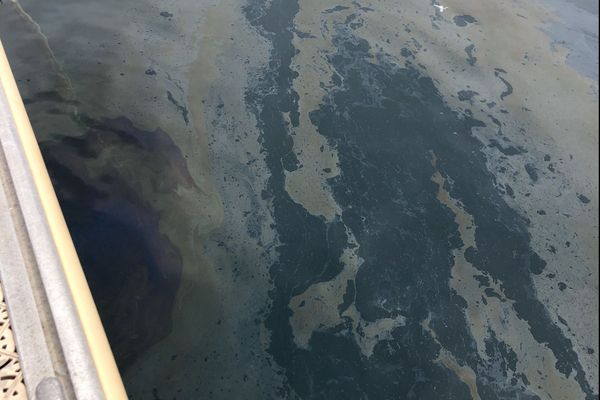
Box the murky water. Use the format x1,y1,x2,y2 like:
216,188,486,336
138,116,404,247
1,0,598,398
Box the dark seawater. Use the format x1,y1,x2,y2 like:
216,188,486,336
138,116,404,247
1,0,597,398
244,1,595,398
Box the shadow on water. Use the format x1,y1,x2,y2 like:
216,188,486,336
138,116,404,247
39,114,192,370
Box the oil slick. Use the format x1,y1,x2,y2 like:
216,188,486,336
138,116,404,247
0,0,597,398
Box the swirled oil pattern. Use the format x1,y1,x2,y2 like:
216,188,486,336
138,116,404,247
0,0,597,398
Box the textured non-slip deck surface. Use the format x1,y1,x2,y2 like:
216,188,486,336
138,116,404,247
0,0,597,398
0,284,27,400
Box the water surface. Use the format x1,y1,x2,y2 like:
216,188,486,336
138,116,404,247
0,0,598,398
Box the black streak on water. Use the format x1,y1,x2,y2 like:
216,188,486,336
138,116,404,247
465,44,477,66
453,15,477,27
244,0,596,398
167,90,190,125
494,69,514,101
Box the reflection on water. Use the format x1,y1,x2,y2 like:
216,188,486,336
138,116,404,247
1,0,598,398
